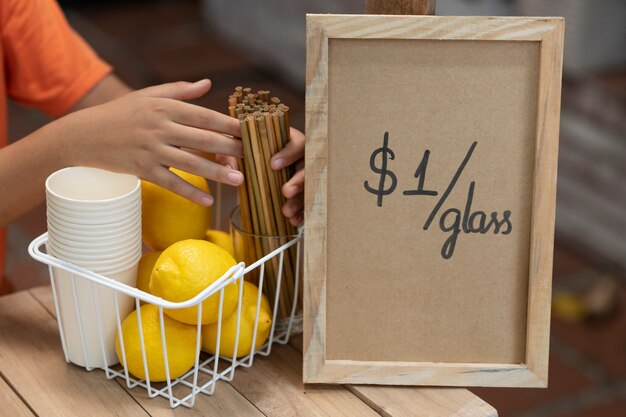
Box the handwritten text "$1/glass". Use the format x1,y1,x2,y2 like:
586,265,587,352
364,132,512,260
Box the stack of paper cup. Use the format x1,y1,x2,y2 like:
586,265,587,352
45,167,141,369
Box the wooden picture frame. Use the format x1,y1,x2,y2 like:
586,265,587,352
304,15,564,387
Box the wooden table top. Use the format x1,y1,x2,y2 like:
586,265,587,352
0,286,498,416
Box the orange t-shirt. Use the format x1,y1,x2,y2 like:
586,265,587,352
0,0,112,285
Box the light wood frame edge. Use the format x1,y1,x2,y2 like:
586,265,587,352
303,14,564,387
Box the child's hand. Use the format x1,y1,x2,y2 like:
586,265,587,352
66,79,243,206
271,128,304,226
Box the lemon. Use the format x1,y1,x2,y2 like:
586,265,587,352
552,294,587,323
150,239,238,325
141,168,212,250
205,229,235,257
136,251,162,294
202,282,272,358
115,304,197,381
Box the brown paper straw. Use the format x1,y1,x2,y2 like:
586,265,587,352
227,87,299,317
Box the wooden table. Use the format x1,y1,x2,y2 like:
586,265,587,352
0,286,497,416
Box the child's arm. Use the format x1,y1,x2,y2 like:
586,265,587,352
0,79,243,228
67,74,133,111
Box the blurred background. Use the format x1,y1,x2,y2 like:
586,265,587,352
5,0,626,416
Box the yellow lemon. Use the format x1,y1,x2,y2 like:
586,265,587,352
205,229,235,258
136,251,162,294
141,168,211,250
202,282,272,358
115,304,197,381
150,239,238,325
552,294,587,323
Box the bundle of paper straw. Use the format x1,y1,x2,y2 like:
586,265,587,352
228,87,298,318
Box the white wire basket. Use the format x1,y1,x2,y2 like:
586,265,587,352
28,230,303,409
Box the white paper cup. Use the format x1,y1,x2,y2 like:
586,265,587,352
46,187,139,211
48,220,139,235
46,195,139,216
47,242,141,260
46,206,141,228
46,167,140,208
48,245,141,277
46,217,141,239
45,167,142,369
47,233,141,259
46,208,141,227
53,256,141,275
95,256,143,276
47,236,140,256
47,225,140,243
47,224,141,257
46,223,141,266
49,240,141,264
52,263,138,368
48,223,141,248
47,227,140,248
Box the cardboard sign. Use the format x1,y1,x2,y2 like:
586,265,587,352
304,15,564,387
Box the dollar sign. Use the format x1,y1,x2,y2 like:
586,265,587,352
364,131,397,207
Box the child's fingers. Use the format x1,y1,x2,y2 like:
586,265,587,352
215,154,239,170
289,211,304,226
136,79,212,100
270,127,304,170
170,124,243,157
148,166,214,206
282,194,303,218
169,101,241,138
159,147,244,187
282,168,304,199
